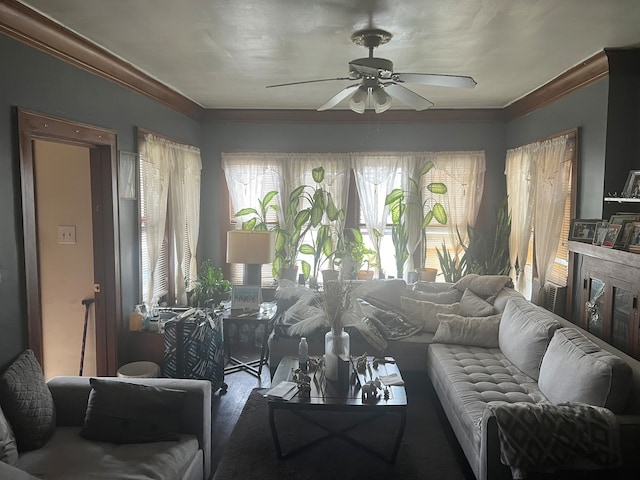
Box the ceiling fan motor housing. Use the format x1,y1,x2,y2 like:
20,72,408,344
349,57,394,79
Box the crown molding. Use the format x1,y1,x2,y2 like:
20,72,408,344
504,51,609,120
202,108,505,123
2,0,609,124
0,0,203,120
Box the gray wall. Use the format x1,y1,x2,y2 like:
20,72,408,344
0,31,617,370
0,35,201,369
198,121,507,265
506,79,610,219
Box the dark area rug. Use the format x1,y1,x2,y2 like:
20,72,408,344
212,388,475,480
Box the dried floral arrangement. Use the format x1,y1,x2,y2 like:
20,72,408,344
322,280,353,333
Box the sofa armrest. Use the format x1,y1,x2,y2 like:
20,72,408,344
479,411,513,480
47,376,212,480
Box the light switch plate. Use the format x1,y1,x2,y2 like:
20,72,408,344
58,225,76,244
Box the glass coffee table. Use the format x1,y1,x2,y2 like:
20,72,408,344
268,355,407,463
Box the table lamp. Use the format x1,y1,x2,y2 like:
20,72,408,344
226,230,275,285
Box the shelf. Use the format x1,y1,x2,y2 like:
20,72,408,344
604,197,640,203
568,241,640,269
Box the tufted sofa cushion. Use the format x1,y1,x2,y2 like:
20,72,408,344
498,297,560,380
427,343,549,462
538,328,632,414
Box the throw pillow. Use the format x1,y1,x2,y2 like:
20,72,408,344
0,349,56,452
433,313,502,348
0,407,18,466
356,279,408,312
404,287,461,304
459,288,495,317
81,378,185,444
399,296,460,333
453,274,513,297
538,328,632,414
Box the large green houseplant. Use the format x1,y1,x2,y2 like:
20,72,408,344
187,259,232,307
234,190,278,231
385,161,447,278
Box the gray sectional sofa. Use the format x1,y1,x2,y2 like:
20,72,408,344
267,277,640,478
1,374,212,480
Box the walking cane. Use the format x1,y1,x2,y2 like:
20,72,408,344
79,298,95,376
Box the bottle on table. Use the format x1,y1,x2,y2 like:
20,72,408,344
298,336,308,373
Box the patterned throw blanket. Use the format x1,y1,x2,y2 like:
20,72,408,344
486,402,621,479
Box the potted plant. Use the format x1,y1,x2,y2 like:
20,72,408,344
385,161,447,279
234,190,278,231
187,259,232,307
339,228,377,280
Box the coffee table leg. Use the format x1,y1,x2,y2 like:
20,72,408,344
268,404,283,458
390,407,407,464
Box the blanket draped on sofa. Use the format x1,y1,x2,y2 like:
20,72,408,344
486,402,621,479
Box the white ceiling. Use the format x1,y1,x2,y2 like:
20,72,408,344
18,0,640,110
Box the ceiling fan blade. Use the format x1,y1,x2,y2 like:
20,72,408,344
394,73,477,89
383,83,434,111
317,84,360,111
266,77,351,88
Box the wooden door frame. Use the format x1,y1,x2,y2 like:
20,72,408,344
18,108,121,376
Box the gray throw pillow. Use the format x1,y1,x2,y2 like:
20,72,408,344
434,313,502,348
459,288,495,317
400,296,460,333
0,407,18,465
0,350,56,452
454,274,513,297
81,378,186,444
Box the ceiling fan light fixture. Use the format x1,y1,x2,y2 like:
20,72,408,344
372,86,392,113
348,85,368,114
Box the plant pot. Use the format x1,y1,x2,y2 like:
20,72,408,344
356,270,374,280
321,269,339,284
280,265,298,282
417,267,438,282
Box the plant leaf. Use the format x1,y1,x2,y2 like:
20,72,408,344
433,203,447,224
418,160,435,177
427,182,448,194
385,188,404,206
299,244,314,255
235,207,257,217
261,190,278,207
301,261,311,279
421,210,434,228
312,166,325,184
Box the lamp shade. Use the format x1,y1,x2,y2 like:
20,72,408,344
226,230,275,264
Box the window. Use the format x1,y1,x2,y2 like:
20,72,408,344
139,132,202,306
223,151,485,282
505,131,576,299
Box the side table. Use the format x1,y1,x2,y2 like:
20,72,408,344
223,305,276,377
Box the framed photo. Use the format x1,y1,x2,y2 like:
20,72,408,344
616,219,636,248
569,219,599,242
626,222,640,253
231,285,262,311
592,221,609,246
609,212,640,225
622,170,640,198
601,224,622,248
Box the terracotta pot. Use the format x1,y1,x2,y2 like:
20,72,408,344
417,267,437,282
356,270,374,280
280,265,298,282
321,269,339,284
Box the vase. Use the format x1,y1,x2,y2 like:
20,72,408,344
324,329,350,381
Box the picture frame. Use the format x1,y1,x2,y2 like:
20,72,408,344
626,222,640,253
622,170,640,198
609,212,640,225
231,284,262,311
625,222,640,253
601,224,622,248
569,219,599,242
616,219,636,248
592,221,609,246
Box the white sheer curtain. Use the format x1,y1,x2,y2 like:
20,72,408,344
351,153,402,276
222,154,281,225
432,151,486,259
140,134,170,305
531,134,572,302
140,133,202,306
505,146,535,293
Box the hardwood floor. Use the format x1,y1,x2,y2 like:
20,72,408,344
210,352,273,478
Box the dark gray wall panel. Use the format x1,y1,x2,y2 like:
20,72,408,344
0,35,201,369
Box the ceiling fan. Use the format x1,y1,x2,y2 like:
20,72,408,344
266,29,477,113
